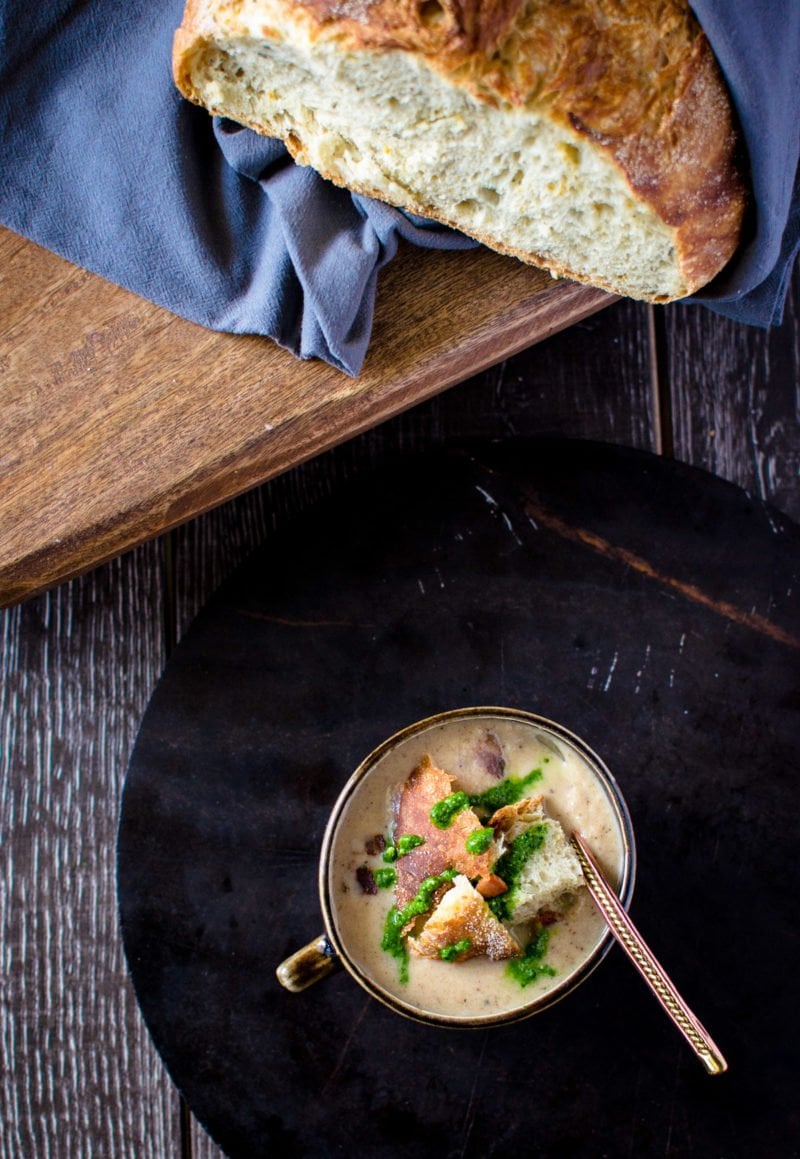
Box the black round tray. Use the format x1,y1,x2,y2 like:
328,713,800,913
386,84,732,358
118,439,800,1158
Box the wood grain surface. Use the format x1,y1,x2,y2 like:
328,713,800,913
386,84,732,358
665,275,800,522
1,255,798,1159
0,547,178,1158
0,227,612,607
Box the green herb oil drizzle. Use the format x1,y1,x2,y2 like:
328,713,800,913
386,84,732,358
439,938,472,962
382,834,424,862
488,822,548,922
397,834,425,856
469,767,543,816
507,925,556,988
465,827,494,855
381,867,458,982
373,867,397,889
429,767,544,831
429,791,471,829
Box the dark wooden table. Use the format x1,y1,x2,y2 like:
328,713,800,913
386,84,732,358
1,265,798,1157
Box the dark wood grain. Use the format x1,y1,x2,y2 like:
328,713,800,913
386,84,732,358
0,545,181,1157
663,268,800,522
0,227,612,607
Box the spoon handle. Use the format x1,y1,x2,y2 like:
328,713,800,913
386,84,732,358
571,831,728,1076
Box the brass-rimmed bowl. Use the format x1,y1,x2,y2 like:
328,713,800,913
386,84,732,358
279,706,636,1028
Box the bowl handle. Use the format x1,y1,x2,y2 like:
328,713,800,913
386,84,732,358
276,934,340,992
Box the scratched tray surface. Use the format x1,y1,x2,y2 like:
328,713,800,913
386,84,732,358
118,439,800,1159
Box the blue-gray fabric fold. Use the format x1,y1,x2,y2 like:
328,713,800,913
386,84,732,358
0,0,797,374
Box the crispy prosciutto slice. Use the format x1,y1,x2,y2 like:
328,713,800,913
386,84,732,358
393,754,496,909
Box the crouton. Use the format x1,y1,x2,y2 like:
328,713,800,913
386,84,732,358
490,796,585,922
409,875,520,962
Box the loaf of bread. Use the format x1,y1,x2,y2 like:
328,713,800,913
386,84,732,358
174,0,747,302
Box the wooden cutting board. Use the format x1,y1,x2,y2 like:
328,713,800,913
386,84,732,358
0,226,612,606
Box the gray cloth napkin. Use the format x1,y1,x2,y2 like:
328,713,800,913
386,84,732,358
687,0,800,325
0,0,797,376
0,0,473,376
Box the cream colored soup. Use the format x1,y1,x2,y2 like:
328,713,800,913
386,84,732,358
327,713,628,1022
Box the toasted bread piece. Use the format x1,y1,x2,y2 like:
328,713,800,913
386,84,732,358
491,796,585,922
490,794,549,838
409,874,520,961
393,754,496,908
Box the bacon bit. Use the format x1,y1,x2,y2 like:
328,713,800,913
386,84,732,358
364,834,386,856
477,731,505,779
475,873,509,899
356,866,378,895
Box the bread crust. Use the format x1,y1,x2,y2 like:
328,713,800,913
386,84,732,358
174,0,747,299
408,875,520,961
490,793,546,836
296,0,525,57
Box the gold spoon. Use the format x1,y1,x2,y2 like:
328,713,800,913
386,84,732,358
571,831,728,1076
